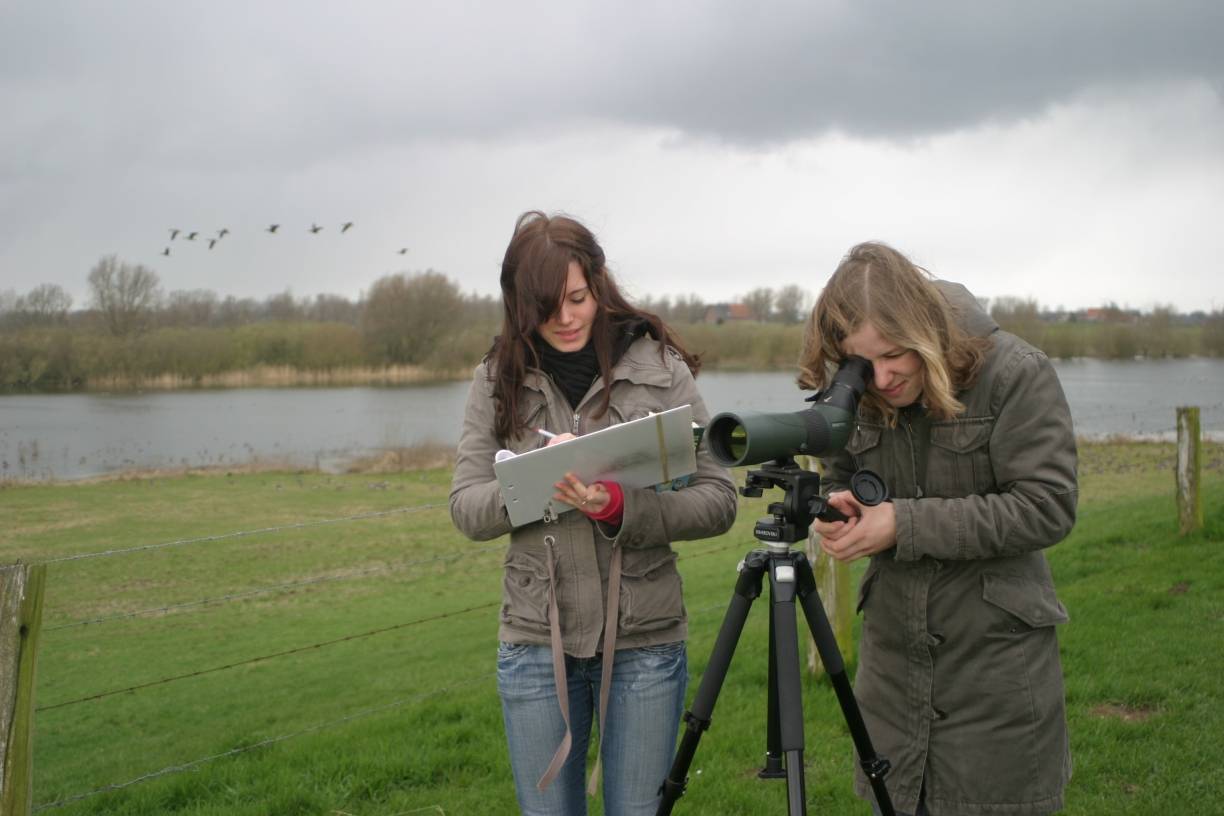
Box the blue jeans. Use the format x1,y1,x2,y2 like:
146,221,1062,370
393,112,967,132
497,641,687,816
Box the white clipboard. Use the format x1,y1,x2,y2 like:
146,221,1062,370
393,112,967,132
493,404,697,528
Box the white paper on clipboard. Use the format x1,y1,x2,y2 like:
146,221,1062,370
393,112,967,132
493,404,697,528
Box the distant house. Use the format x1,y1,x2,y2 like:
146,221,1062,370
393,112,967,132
703,303,754,324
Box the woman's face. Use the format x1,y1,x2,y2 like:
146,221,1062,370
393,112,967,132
537,261,598,352
842,321,925,408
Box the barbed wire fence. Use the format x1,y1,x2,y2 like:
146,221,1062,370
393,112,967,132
19,497,746,813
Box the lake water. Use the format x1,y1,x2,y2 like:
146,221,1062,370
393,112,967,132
2,359,1221,481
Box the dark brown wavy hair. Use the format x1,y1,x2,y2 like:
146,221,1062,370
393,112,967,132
798,242,990,425
488,211,699,441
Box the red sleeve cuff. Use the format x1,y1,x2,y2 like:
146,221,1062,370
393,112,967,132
587,481,624,525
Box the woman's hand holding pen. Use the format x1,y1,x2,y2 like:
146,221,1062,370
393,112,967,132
542,430,623,522
543,430,608,513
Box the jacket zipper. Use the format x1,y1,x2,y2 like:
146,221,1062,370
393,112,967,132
903,415,924,498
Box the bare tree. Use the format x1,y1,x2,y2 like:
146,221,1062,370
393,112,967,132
216,295,261,327
22,283,74,321
772,284,811,324
990,296,1043,348
2,284,74,327
741,287,775,322
264,290,303,322
0,289,17,329
672,294,708,324
162,289,219,327
307,293,360,325
361,270,463,365
88,255,162,336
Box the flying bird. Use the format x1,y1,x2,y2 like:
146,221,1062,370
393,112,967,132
208,238,218,249
169,228,180,240
266,224,280,234
162,247,171,256
397,248,408,255
340,222,354,233
309,223,323,234
217,228,229,238
186,231,198,241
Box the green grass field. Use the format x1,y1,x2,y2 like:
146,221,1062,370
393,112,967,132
2,441,1222,815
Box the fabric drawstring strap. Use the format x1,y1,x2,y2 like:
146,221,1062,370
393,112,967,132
534,535,625,798
586,542,622,796
536,535,573,791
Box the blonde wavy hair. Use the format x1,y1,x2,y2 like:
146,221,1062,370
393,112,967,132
798,242,989,426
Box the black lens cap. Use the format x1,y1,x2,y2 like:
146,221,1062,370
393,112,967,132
850,469,889,506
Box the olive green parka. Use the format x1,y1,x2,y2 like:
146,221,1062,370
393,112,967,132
821,282,1077,815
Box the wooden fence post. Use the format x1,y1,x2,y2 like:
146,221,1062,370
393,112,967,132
1,563,46,816
1176,407,1203,536
799,457,854,678
805,541,854,678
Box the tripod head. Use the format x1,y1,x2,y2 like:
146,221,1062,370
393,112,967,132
742,457,889,552
741,457,824,550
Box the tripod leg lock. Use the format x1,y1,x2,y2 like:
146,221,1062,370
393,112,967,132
658,776,687,801
861,756,892,781
683,710,712,733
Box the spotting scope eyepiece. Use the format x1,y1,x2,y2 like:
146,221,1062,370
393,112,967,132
705,355,872,467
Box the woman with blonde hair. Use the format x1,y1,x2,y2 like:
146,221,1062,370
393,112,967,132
805,242,1077,815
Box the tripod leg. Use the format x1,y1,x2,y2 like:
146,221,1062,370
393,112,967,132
759,609,785,778
655,551,768,816
792,553,896,816
766,556,809,816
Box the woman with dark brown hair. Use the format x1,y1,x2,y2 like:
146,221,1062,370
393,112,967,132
804,242,1077,815
450,211,736,815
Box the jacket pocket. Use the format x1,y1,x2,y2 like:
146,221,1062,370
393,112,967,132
845,423,882,457
500,550,552,629
929,417,994,497
618,548,684,634
981,571,1070,630
608,383,668,425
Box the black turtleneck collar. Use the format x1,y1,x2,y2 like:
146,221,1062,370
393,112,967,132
533,318,654,410
536,338,599,410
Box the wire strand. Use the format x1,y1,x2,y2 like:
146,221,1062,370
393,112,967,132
46,538,738,632
39,502,447,565
37,600,498,712
46,544,505,631
32,673,495,812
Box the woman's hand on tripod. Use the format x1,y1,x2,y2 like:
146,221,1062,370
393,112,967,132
812,491,897,562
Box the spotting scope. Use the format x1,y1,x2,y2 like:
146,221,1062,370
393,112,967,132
705,355,872,467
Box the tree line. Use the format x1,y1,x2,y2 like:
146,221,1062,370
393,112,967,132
1,256,1222,391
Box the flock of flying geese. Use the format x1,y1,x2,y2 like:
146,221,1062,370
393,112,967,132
160,223,410,257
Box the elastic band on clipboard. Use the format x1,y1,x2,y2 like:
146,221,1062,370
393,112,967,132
655,413,669,483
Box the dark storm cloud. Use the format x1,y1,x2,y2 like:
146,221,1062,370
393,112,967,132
4,0,1221,166
2,0,1223,311
596,1,1224,142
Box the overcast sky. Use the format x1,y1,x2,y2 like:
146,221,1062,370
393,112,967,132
3,1,1222,314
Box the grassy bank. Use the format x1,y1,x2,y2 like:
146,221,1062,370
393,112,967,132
1,441,1221,814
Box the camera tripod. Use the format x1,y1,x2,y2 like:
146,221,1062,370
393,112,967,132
656,458,895,816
